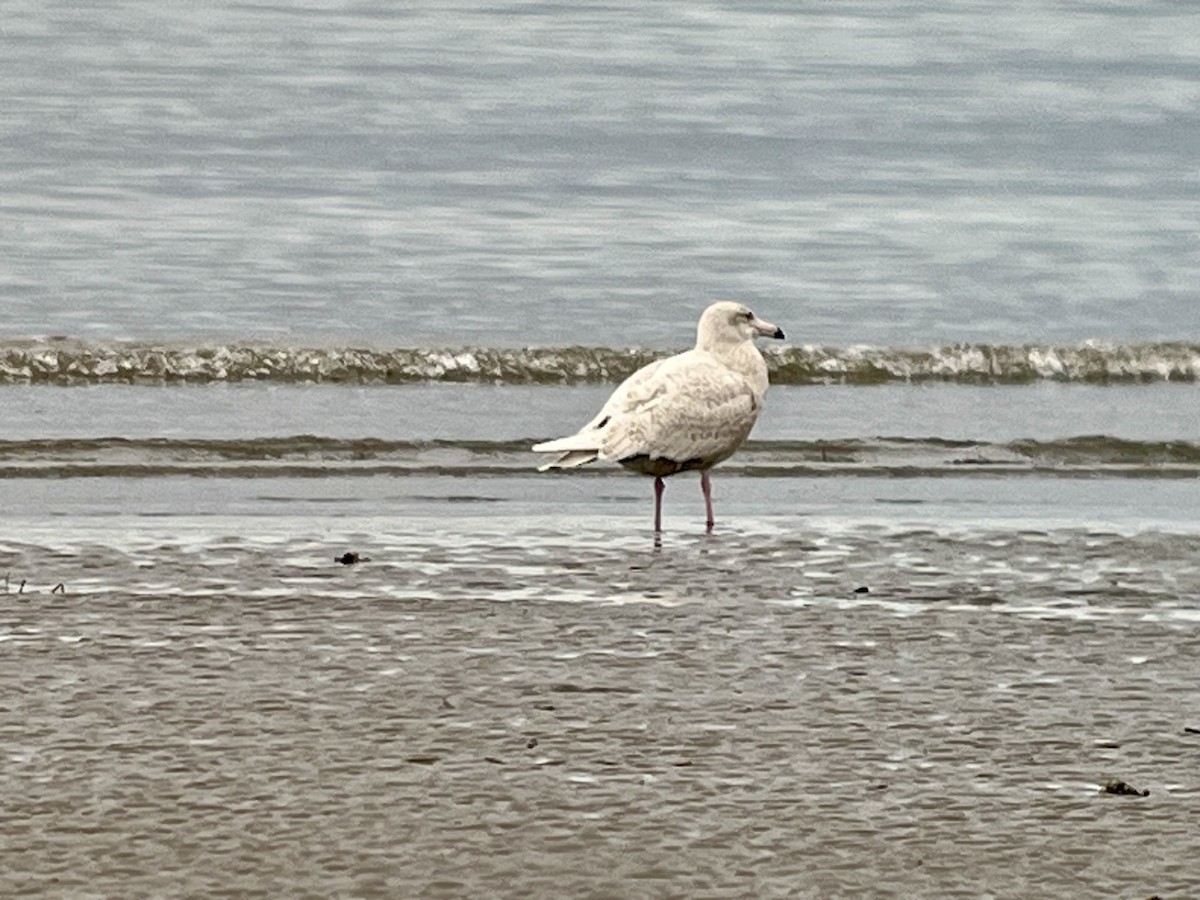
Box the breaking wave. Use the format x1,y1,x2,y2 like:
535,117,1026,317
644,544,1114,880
2,340,1199,386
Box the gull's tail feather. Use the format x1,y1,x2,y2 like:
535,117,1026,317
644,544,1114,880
537,449,598,471
532,434,600,471
532,434,594,454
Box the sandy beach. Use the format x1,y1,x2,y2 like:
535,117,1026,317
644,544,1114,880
4,519,1199,898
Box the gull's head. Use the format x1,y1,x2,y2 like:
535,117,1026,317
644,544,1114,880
697,301,785,350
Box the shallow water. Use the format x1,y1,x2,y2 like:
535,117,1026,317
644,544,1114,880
3,379,1199,441
3,380,1200,897
2,422,1200,900
4,517,1200,898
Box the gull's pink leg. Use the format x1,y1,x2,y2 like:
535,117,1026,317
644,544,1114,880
654,476,665,533
701,471,714,533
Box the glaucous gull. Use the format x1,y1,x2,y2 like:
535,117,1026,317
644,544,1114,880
532,301,784,532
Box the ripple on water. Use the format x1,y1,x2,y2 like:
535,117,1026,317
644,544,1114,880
3,521,1200,623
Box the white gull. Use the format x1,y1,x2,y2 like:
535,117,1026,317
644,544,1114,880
532,301,785,533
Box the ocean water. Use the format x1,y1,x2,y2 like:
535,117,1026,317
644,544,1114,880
4,0,1200,344
3,2,1200,897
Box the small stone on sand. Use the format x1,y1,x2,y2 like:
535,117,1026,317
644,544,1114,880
1100,779,1149,797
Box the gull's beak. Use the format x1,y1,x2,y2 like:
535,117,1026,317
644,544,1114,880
752,316,785,340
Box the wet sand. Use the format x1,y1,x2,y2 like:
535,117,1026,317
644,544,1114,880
4,521,1200,898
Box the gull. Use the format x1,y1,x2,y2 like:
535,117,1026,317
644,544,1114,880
532,301,784,532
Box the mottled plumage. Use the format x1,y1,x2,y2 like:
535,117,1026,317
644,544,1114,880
533,301,784,532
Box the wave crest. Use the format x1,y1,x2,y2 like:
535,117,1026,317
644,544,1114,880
2,340,1198,385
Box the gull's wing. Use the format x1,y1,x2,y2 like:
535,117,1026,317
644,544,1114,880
531,356,670,468
532,349,763,470
595,350,761,467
